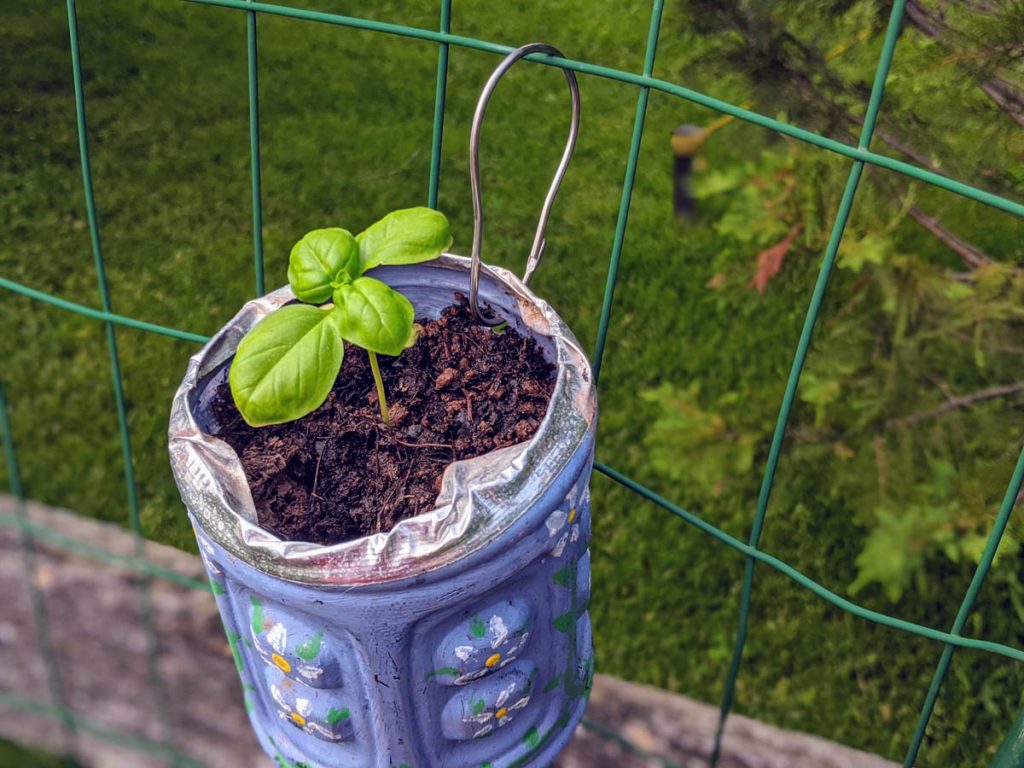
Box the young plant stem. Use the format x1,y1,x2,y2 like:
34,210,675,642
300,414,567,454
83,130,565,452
367,350,390,425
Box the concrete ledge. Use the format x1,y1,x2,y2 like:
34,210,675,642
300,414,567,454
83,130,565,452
0,496,896,767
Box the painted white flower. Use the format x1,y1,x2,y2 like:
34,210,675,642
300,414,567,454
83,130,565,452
267,623,287,654
552,532,569,557
255,622,295,674
469,692,531,738
545,509,567,536
298,664,324,681
269,683,342,741
435,599,533,687
548,505,581,561
488,615,509,649
546,493,584,558
454,630,531,684
499,632,529,668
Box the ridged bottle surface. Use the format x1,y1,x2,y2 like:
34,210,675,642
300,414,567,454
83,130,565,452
192,461,593,768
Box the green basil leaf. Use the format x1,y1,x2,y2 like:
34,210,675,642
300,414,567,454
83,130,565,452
229,304,344,427
356,207,452,272
332,276,414,356
287,228,359,303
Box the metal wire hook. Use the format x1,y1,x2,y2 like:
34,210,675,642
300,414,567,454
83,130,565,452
469,43,581,326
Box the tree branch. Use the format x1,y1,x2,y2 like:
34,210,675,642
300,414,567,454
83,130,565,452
694,0,1014,271
888,381,1024,428
905,0,1024,127
905,0,943,37
981,78,1024,128
842,129,1001,272
779,49,1005,272
905,204,994,269
846,113,940,171
952,330,1024,356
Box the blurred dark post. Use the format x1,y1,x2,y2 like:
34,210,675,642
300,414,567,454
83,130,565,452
671,124,702,218
671,113,740,218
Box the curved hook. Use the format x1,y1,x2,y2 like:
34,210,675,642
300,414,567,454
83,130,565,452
469,43,581,326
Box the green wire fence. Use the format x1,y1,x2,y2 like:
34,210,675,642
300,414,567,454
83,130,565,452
1,0,1023,766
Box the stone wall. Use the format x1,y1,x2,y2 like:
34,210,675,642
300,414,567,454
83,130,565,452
0,496,896,768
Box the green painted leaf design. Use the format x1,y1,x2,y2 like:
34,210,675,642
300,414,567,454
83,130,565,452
250,595,264,635
551,567,571,587
356,207,452,272
287,228,359,303
326,707,350,725
553,611,574,633
229,305,344,426
522,726,540,748
295,631,323,661
426,667,460,680
227,631,244,674
332,277,414,356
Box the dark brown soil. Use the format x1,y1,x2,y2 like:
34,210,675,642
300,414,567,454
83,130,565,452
208,296,555,545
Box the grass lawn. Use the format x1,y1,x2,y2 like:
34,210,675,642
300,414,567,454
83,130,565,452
2,1,1022,765
0,740,67,767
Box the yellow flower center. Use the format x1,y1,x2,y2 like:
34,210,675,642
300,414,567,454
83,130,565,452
485,653,501,668
272,653,292,673
568,508,577,523
495,707,508,720
290,712,306,727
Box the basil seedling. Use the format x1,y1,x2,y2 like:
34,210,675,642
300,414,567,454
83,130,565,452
229,207,452,427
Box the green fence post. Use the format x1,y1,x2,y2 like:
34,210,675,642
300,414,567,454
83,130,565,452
1,383,79,767
590,0,665,384
65,0,180,762
427,0,452,209
904,443,1024,766
246,0,265,297
709,3,908,764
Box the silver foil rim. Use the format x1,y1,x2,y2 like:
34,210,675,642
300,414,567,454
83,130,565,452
168,255,596,586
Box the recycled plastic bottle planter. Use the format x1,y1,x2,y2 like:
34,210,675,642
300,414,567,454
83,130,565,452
169,45,595,768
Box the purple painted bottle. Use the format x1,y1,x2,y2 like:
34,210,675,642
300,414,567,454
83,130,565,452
170,256,597,768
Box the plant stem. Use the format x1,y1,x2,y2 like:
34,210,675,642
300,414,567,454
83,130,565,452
367,350,390,425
